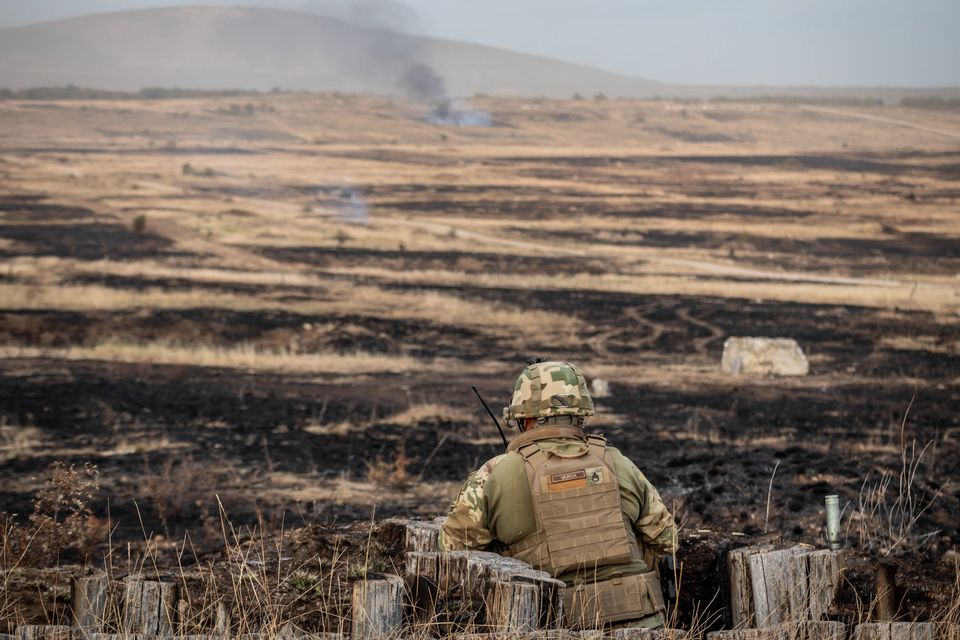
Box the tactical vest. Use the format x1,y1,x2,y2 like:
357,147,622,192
504,425,665,627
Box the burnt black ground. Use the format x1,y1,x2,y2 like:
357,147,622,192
1,137,959,624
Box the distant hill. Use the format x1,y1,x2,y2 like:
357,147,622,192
0,6,666,98
1,6,957,102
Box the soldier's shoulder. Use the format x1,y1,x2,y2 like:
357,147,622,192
486,449,525,477
599,442,648,475
466,451,515,487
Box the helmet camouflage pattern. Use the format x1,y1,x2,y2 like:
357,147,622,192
502,361,594,421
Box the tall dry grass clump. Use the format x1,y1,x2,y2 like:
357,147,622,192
847,402,942,556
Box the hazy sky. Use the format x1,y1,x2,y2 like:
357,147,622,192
1,0,957,87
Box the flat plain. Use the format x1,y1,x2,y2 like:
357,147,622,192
1,94,958,624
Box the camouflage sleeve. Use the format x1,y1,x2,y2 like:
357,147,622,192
635,476,677,556
438,454,506,551
610,449,677,556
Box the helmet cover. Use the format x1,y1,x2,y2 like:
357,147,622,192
502,361,595,421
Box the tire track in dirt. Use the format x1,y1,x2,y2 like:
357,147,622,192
586,307,666,360
675,306,725,356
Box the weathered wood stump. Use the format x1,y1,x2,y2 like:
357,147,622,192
406,544,564,633
873,564,899,621
804,551,842,623
751,546,811,626
854,623,937,640
13,626,73,640
486,581,540,634
708,630,779,640
351,574,405,639
786,620,846,640
71,574,111,633
405,551,440,583
728,544,776,627
611,629,691,640
728,544,842,628
121,578,177,636
709,621,845,640
213,602,230,637
405,520,442,553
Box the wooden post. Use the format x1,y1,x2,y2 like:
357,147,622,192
853,623,936,640
405,520,442,553
805,551,842,621
13,626,73,640
405,551,440,583
351,574,405,639
729,546,842,628
873,563,898,622
71,574,111,633
728,544,776,627
121,578,177,636
485,581,539,634
213,601,230,637
708,630,785,640
438,551,471,594
783,621,846,640
750,546,809,626
612,630,691,640
527,574,565,629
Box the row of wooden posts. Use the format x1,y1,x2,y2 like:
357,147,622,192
7,619,957,640
5,521,953,640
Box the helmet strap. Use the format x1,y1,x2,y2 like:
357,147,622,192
535,415,586,427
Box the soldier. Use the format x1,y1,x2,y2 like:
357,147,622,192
440,361,677,629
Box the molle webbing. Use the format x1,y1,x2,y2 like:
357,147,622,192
563,572,665,628
506,425,586,453
506,433,637,577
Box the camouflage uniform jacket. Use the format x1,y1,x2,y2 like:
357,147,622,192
439,433,677,585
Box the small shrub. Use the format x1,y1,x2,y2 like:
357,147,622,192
144,457,215,531
1,461,106,566
365,442,413,490
132,214,147,233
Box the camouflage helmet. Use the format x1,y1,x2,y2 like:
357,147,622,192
502,361,594,422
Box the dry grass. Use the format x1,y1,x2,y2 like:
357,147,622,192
846,403,943,556
878,334,960,354
0,342,427,374
0,283,241,312
0,279,581,336
0,421,46,463
321,266,960,314
387,403,473,426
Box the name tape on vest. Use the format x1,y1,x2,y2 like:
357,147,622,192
546,466,605,491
